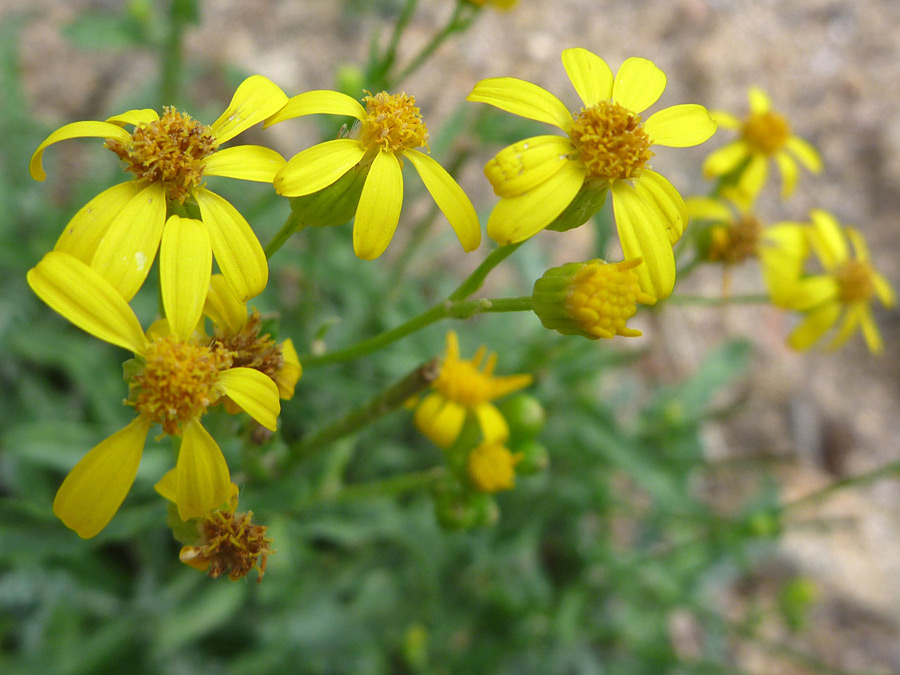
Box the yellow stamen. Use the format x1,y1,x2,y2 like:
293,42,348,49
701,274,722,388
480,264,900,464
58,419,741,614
359,92,429,154
105,107,218,204
741,111,790,155
565,259,654,338
836,259,875,304
130,336,232,435
570,101,654,182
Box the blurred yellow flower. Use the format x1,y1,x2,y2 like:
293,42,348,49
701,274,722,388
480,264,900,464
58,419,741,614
685,194,764,266
467,440,522,493
466,0,519,9
703,87,822,201
30,75,288,302
467,47,716,300
414,331,532,448
268,90,481,260
27,232,280,537
761,210,895,353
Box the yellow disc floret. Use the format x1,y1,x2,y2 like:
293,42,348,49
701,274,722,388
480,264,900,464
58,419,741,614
105,107,218,204
835,259,875,304
467,441,521,493
570,101,654,182
565,259,654,338
130,335,233,435
741,111,790,156
434,345,498,408
359,91,429,153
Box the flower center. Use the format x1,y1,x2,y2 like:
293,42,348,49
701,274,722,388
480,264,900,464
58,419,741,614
836,259,875,304
565,259,653,339
130,335,233,435
213,311,283,382
708,214,762,264
180,509,273,582
569,101,654,182
467,441,521,493
359,92,429,153
105,107,218,204
435,357,495,408
742,111,790,155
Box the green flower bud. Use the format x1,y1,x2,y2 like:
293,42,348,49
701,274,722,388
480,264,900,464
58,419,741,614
288,163,368,229
544,182,608,233
513,439,549,475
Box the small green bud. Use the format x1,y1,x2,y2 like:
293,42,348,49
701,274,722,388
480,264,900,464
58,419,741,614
498,393,546,439
513,439,549,474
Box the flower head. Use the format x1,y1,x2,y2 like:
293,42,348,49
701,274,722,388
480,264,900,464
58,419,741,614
467,48,717,301
703,87,822,201
686,195,764,266
761,210,895,353
27,239,280,537
268,90,481,260
414,331,532,448
467,441,522,493
30,75,288,302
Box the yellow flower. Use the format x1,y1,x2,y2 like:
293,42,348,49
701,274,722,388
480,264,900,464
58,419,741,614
685,193,765,265
467,441,522,493
268,90,481,260
761,210,895,353
703,87,822,201
414,331,532,448
204,274,302,400
467,48,716,301
26,228,281,538
30,75,288,302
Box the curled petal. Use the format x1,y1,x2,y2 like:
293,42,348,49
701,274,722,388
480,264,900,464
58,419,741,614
175,420,231,521
204,274,247,335
195,189,267,302
404,149,481,252
265,90,366,126
467,77,573,133
30,121,130,181
644,104,717,147
632,170,688,245
486,160,585,244
484,135,573,198
160,215,212,341
210,75,289,144
415,393,466,449
353,150,404,260
27,252,147,354
612,57,666,114
561,48,613,108
217,367,281,431
273,139,366,197
54,181,141,264
53,416,151,538
203,145,286,183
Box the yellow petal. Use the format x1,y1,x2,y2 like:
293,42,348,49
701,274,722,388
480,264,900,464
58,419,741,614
53,416,151,538
275,338,302,400
204,273,248,335
27,252,148,354
54,181,141,264
844,226,870,262
273,139,367,197
828,304,864,352
467,77,573,133
561,47,613,108
210,75,289,144
194,188,267,302
747,87,772,114
809,209,849,268
787,302,841,351
90,181,167,300
486,373,533,400
774,151,799,199
735,153,768,202
872,271,897,308
612,57,666,114
611,182,675,301
760,225,810,306
710,111,741,129
105,109,159,127
483,135,573,198
264,90,366,127
785,136,822,173
702,141,749,178
791,276,839,311
486,160,584,244
30,121,130,181
684,196,732,222
858,305,884,354
475,404,510,444
404,149,481,252
203,145,286,183
414,393,466,449
154,468,177,503
217,367,281,431
644,104,717,147
632,170,688,245
175,420,231,521
353,150,403,260
160,215,212,341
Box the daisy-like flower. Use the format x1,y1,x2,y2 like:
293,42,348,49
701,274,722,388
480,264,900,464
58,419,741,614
703,87,822,201
761,210,895,353
414,331,532,448
30,75,288,302
467,47,716,301
267,90,481,260
204,274,302,401
27,223,281,538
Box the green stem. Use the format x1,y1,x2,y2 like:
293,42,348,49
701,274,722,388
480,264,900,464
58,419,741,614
280,358,441,470
159,0,192,106
300,295,532,367
391,3,472,85
377,0,418,86
295,467,445,510
783,459,900,513
665,293,770,306
265,209,306,259
449,242,523,300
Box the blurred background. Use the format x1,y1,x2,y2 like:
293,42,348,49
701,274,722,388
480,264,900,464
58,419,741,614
2,1,899,673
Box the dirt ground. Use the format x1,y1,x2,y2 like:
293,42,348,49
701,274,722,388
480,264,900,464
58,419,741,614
9,1,900,672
